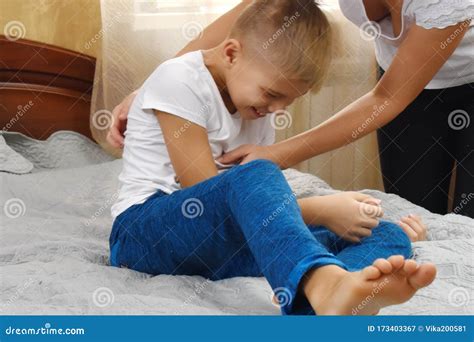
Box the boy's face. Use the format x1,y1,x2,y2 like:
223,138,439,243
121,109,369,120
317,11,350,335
223,40,311,120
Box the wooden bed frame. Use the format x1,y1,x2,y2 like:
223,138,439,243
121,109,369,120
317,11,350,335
0,35,96,140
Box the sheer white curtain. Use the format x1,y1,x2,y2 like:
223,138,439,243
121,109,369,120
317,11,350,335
92,0,239,154
283,5,383,191
92,0,383,191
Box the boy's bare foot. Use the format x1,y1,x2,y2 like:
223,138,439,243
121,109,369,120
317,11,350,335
303,255,436,315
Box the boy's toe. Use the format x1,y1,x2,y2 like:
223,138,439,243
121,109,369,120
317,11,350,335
403,259,418,276
387,255,405,270
408,263,437,289
362,265,382,280
373,258,392,274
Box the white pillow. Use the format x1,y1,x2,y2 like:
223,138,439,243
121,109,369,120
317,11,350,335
0,134,33,174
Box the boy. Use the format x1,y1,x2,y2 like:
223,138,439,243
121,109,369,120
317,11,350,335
110,0,436,315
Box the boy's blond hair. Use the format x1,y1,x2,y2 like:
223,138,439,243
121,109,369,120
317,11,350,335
229,0,332,92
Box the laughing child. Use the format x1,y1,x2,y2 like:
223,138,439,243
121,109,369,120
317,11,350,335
110,0,436,315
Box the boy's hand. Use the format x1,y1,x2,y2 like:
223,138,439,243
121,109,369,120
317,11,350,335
303,192,384,243
106,90,138,148
398,214,427,242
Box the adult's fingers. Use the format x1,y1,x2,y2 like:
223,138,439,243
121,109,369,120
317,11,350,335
119,107,128,120
216,144,252,164
107,125,124,147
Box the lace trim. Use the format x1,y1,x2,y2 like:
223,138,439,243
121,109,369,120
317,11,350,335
407,0,474,29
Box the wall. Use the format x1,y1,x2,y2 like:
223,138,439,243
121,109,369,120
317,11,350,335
0,0,101,57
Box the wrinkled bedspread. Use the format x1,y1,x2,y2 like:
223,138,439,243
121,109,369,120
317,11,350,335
1,131,472,315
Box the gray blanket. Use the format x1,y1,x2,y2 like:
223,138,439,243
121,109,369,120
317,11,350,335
1,131,472,315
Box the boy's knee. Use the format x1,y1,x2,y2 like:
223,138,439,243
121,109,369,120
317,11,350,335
246,158,280,171
377,220,412,259
232,159,281,175
226,159,285,190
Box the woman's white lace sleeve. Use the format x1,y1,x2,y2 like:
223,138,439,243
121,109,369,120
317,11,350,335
410,0,474,29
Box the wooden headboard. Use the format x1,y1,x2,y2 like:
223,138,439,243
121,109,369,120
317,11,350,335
0,35,96,140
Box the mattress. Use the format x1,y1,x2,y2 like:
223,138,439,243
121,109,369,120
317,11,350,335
0,131,472,315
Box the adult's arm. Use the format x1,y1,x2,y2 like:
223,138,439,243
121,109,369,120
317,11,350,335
218,21,471,168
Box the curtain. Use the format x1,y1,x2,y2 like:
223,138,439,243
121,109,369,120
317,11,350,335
91,0,239,155
281,4,383,191
92,0,383,191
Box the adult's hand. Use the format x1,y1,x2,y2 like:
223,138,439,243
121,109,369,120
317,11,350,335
106,90,138,148
217,144,282,167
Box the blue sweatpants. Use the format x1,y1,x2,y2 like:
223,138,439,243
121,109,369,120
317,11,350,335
109,159,412,315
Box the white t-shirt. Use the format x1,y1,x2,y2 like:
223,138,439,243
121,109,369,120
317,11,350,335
111,51,275,218
339,0,474,89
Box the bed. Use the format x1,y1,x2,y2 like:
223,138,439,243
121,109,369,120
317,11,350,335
0,38,473,316
0,35,95,140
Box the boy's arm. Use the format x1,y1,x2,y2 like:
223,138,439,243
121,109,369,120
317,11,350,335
157,107,381,240
157,110,426,243
155,111,218,188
